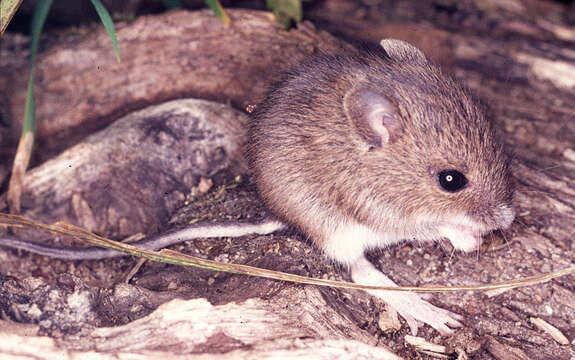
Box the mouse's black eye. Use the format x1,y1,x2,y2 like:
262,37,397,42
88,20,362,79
437,169,467,192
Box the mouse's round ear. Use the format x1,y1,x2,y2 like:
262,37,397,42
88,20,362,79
344,87,401,148
380,39,428,64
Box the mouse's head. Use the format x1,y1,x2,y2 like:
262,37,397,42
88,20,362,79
343,40,515,252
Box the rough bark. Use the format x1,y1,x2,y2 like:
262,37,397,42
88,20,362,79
9,99,248,240
0,9,349,160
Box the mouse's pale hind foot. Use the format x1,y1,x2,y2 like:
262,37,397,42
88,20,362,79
350,256,463,336
385,291,463,335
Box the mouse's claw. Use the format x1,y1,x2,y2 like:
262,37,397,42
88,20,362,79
401,313,419,336
389,291,463,336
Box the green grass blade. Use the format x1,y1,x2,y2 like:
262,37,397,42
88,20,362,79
90,0,121,63
8,0,52,213
0,0,24,36
266,0,302,28
23,0,52,134
204,0,230,26
22,70,36,133
161,0,181,9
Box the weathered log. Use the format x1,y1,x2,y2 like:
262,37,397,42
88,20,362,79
5,99,247,239
0,277,400,360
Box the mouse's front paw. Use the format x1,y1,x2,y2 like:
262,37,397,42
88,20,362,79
389,293,463,336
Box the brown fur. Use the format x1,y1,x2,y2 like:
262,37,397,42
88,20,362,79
247,44,514,247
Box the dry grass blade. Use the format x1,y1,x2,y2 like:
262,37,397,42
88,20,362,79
529,317,570,345
7,133,34,213
0,0,23,35
405,335,447,354
0,213,574,293
404,335,456,358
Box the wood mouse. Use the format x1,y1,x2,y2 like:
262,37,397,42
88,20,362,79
247,39,515,335
0,40,515,336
